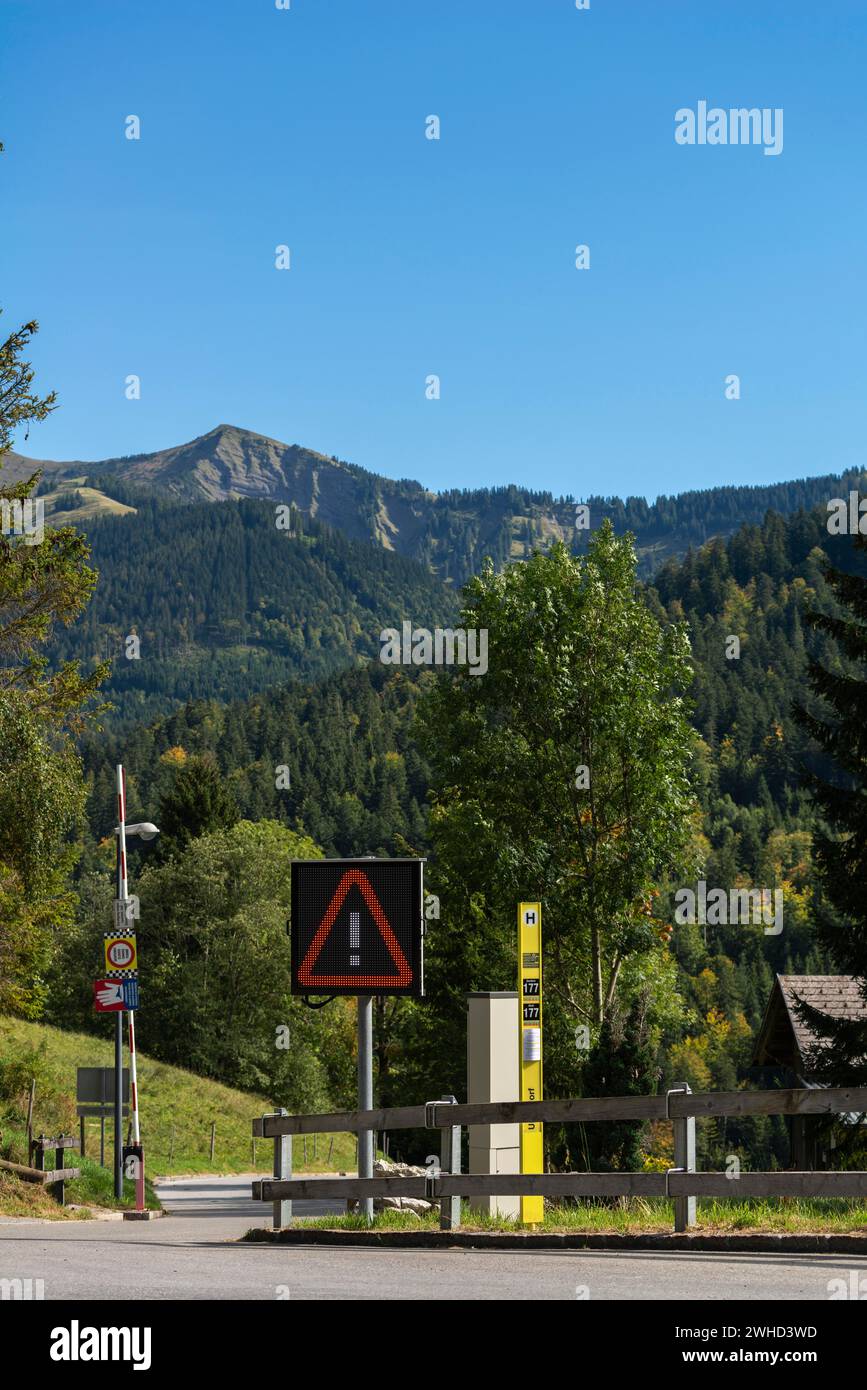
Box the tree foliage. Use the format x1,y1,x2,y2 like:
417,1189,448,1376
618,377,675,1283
156,753,239,860
417,524,699,1041
793,535,867,1084
0,304,102,1015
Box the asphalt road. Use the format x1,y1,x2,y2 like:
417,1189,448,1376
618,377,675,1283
1,1176,864,1299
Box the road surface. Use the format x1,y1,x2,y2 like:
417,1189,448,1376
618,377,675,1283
0,1176,864,1299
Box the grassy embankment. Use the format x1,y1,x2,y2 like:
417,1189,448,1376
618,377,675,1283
0,1017,355,1219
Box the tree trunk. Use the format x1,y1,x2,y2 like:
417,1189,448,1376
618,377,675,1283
591,921,603,1026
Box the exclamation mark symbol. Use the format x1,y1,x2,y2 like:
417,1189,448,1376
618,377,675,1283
350,910,360,968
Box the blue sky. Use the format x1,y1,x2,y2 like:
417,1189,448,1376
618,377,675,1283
3,0,866,500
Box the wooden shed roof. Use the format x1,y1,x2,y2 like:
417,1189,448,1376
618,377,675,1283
752,975,867,1076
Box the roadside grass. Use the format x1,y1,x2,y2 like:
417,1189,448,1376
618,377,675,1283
298,1209,440,1232
292,1196,867,1235
0,1128,160,1218
0,1171,94,1220
0,1015,356,1219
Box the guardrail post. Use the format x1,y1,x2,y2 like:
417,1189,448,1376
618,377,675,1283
671,1081,696,1232
272,1108,292,1230
357,995,374,1225
438,1095,461,1231
56,1137,66,1207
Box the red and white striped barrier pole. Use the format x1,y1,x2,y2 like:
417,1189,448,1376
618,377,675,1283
128,1010,144,1211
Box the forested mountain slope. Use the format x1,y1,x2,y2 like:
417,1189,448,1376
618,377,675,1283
647,507,863,882
79,665,430,860
10,422,867,583
51,498,457,728
75,501,855,877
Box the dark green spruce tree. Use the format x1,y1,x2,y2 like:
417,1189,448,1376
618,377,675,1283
794,536,867,1084
156,754,239,860
569,993,658,1174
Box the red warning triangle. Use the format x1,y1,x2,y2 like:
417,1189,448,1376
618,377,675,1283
298,868,412,989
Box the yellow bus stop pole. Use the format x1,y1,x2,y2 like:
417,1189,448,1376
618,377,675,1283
518,902,543,1225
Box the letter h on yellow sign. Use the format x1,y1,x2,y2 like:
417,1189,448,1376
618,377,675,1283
518,902,543,1224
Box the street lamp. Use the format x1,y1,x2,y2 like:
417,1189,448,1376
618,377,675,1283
121,823,160,841
111,764,159,1202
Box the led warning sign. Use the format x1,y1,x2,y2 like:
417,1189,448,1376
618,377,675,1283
291,859,425,997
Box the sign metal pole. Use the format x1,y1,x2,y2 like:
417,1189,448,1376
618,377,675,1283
114,764,127,1200
357,995,374,1224
115,764,145,1210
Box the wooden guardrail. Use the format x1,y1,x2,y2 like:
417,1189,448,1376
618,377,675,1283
252,1086,867,1135
251,1086,867,1233
0,1133,81,1205
0,1157,82,1185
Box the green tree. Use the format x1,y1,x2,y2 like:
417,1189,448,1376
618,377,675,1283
0,694,86,1015
0,301,56,459
570,993,659,1172
1,310,105,724
0,297,106,1015
793,537,867,1083
416,525,699,1066
156,754,239,860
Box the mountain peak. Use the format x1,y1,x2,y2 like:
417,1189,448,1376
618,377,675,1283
209,422,257,436
199,422,281,445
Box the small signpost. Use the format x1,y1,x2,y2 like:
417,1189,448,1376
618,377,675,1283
76,1067,129,1168
518,901,543,1225
93,977,140,1012
76,1067,130,1112
103,932,138,973
113,895,139,931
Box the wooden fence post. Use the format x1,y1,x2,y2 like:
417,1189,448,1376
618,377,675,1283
55,1137,67,1207
26,1081,35,1162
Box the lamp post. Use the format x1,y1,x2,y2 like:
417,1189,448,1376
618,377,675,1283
112,763,159,1200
